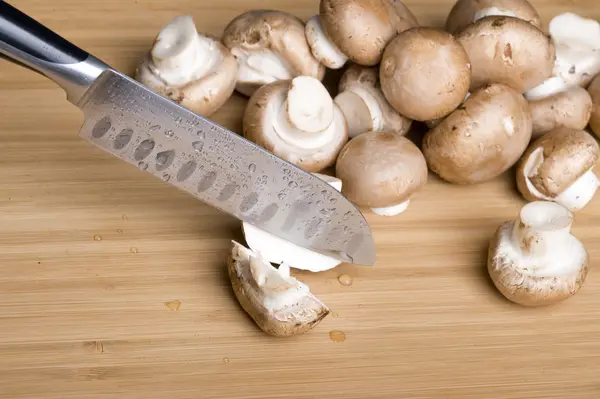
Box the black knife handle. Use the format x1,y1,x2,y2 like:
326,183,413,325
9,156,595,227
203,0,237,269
0,0,111,104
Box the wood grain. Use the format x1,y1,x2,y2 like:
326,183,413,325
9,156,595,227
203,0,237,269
1,1,600,398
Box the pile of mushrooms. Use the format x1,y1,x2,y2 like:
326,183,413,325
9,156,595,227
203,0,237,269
133,0,600,336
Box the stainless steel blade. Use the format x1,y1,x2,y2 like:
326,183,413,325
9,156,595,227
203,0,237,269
76,70,376,266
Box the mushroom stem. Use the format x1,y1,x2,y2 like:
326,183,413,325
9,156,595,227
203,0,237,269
305,15,348,69
554,169,600,211
371,200,410,216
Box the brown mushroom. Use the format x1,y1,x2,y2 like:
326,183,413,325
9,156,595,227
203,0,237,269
334,64,412,138
243,76,348,173
379,27,471,122
222,10,325,97
135,16,238,116
456,16,555,93
516,127,600,212
335,131,428,216
422,83,532,185
445,0,541,34
305,0,419,69
589,73,600,138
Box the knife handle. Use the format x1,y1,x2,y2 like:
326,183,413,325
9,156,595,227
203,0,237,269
0,1,111,104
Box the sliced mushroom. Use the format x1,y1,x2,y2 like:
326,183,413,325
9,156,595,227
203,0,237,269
456,16,555,93
333,64,412,138
305,0,419,69
516,127,600,212
379,27,471,122
135,16,238,116
228,241,330,337
445,0,541,34
221,10,325,97
243,76,348,173
487,201,588,307
422,83,532,185
589,73,600,138
335,131,428,216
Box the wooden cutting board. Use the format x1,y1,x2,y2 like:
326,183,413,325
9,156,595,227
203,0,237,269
1,1,599,398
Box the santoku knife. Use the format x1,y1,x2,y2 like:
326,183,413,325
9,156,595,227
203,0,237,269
0,1,376,266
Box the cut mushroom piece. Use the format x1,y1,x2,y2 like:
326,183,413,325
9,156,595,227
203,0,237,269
228,241,330,336
487,201,588,307
589,74,600,138
335,131,428,216
334,64,412,138
242,173,344,273
529,86,592,139
380,27,471,122
305,0,419,68
221,10,325,97
423,83,532,185
516,127,600,212
135,16,238,116
456,16,555,93
445,0,541,34
243,76,348,173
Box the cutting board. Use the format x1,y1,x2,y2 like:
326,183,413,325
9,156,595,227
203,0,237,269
1,1,600,398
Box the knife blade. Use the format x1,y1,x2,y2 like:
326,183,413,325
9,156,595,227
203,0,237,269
0,1,376,266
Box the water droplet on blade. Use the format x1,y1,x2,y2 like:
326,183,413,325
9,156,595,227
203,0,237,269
164,129,174,138
137,161,148,171
288,181,298,188
192,141,204,153
248,163,256,173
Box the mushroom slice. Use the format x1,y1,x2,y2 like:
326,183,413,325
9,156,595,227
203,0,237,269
380,27,471,122
135,16,238,116
423,83,532,185
529,86,592,139
228,241,330,336
335,131,428,216
221,10,325,97
334,64,412,138
589,74,600,138
487,201,588,307
516,127,600,212
307,0,419,68
445,0,541,34
243,76,348,173
456,16,555,93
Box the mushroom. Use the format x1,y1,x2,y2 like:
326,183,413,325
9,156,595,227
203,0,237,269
456,16,555,93
487,201,588,307
221,10,325,97
379,27,471,122
333,64,412,138
445,0,541,34
589,73,600,138
335,131,428,216
228,241,330,337
422,83,532,185
528,86,592,139
243,76,348,173
135,16,238,116
516,127,600,212
242,173,345,273
304,0,419,69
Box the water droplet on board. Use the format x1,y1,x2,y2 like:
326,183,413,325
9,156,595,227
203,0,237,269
130,247,138,253
177,161,197,182
93,234,102,241
164,300,181,311
197,171,217,192
92,116,111,138
156,150,175,171
113,128,133,150
338,274,353,286
329,330,346,342
192,141,204,153
223,357,230,363
134,139,155,161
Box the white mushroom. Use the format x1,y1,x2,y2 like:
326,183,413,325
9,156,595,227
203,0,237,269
228,241,330,336
487,201,588,307
135,16,238,116
242,173,344,273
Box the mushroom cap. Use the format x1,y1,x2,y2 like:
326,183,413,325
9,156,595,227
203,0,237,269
335,64,412,137
379,27,471,122
227,241,330,337
243,77,348,173
445,0,541,34
529,86,592,139
135,16,238,116
588,73,600,138
319,0,419,66
222,10,325,97
516,127,600,200
422,83,532,184
335,131,428,208
456,16,555,93
487,219,588,307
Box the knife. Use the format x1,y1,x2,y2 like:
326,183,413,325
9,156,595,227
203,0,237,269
0,1,376,266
